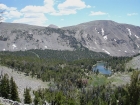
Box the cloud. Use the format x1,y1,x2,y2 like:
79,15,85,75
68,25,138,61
89,11,108,16
0,4,22,19
127,13,138,16
0,4,16,11
4,10,22,19
21,0,55,13
51,0,91,15
13,13,48,26
21,6,45,13
44,0,55,12
15,0,55,26
86,5,91,8
58,0,87,10
1,0,91,26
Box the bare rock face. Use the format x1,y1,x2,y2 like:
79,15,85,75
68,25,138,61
0,20,140,56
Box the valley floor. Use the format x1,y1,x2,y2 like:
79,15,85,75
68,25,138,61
88,72,131,87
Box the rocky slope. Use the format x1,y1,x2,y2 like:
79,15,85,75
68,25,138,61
126,55,140,70
0,66,49,100
0,20,140,56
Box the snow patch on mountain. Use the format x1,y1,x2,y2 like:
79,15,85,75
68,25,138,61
95,27,97,31
101,28,104,36
126,28,131,36
89,46,96,49
135,35,139,39
12,44,17,49
103,35,107,40
95,41,97,44
137,45,139,48
102,49,110,55
45,46,48,48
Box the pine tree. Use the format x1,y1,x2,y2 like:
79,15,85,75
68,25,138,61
128,71,140,105
0,74,10,99
24,88,32,104
10,77,20,101
55,91,65,105
34,92,40,105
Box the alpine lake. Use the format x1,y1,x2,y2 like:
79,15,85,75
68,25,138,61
93,61,112,75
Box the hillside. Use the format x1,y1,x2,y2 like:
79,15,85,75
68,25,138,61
0,20,140,56
126,54,140,70
0,66,49,100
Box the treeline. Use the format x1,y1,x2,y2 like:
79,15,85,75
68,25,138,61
0,48,109,61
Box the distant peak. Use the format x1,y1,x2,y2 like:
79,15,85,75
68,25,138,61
48,24,59,28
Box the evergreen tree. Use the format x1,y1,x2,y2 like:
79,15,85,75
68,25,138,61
55,91,65,105
10,77,20,101
34,92,40,105
0,74,10,99
128,71,140,105
24,88,32,104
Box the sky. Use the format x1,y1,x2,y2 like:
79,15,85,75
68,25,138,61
0,0,140,27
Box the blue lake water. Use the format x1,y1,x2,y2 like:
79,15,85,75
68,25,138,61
93,62,111,75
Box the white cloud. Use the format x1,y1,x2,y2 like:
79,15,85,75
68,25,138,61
13,0,55,26
86,5,91,8
44,0,55,12
1,0,91,26
58,0,86,10
89,11,108,16
4,10,22,19
21,6,45,13
51,0,90,15
21,0,55,13
0,3,8,10
0,3,22,19
13,13,48,26
127,13,138,16
0,4,16,11
15,0,56,26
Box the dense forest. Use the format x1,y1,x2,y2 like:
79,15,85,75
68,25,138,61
0,49,139,105
0,48,109,61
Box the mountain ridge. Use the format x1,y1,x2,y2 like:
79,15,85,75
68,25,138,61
0,20,140,56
